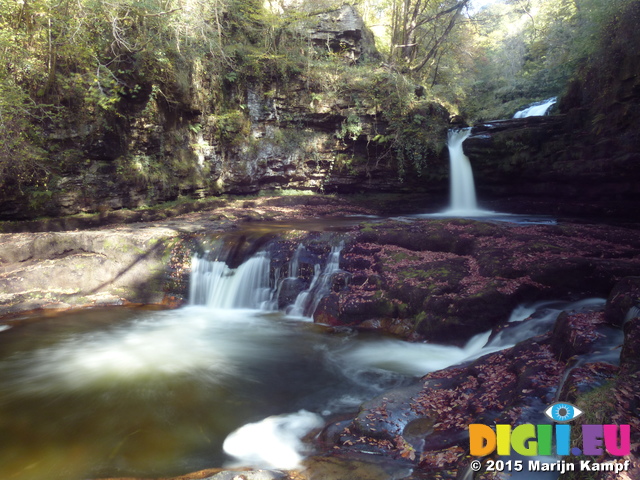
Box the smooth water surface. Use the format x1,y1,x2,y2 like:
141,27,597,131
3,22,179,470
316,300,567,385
0,291,615,480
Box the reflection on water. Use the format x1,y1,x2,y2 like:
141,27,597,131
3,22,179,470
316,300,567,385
411,210,557,225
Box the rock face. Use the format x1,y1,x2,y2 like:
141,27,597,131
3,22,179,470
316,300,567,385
463,3,640,219
0,7,449,222
464,111,640,217
319,218,640,343
306,5,380,63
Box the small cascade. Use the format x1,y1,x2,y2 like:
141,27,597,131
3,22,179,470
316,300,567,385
446,128,482,214
288,244,343,318
513,96,557,118
288,243,304,278
189,239,344,319
190,253,272,309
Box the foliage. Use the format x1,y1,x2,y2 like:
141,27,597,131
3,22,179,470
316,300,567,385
337,113,363,141
457,0,638,121
0,0,636,211
0,78,49,191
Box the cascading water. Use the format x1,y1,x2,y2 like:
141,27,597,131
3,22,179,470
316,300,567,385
190,253,272,309
288,243,343,318
0,224,618,479
189,239,344,319
430,126,555,223
513,97,557,118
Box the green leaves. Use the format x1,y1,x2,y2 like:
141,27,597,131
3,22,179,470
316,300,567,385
337,113,363,141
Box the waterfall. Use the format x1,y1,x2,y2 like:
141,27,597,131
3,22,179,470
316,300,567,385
446,128,480,214
190,253,272,309
513,97,557,118
190,241,344,319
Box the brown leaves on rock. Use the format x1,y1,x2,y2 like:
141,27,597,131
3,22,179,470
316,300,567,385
419,446,464,469
394,435,417,461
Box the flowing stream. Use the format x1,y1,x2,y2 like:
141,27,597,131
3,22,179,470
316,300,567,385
0,233,619,480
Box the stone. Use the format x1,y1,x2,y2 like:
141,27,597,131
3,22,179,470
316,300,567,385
605,276,640,327
550,311,608,361
306,5,380,63
620,317,640,374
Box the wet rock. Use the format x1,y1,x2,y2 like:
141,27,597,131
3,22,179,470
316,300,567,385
278,278,306,309
323,335,565,473
313,293,341,325
204,470,289,480
329,218,640,342
558,362,619,402
621,317,640,374
550,311,608,361
605,276,640,326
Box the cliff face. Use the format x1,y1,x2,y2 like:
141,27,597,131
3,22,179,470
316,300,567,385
0,5,450,221
463,3,640,218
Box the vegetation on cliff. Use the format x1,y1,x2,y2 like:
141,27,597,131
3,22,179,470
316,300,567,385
0,0,637,218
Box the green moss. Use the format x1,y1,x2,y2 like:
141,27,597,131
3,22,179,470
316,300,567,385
388,251,420,262
412,311,427,331
558,381,617,480
359,222,376,234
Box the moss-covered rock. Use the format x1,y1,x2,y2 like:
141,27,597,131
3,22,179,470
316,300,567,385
320,217,640,342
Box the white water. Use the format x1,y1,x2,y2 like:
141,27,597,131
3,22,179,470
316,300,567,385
190,253,273,309
190,243,344,320
421,128,556,223
337,331,491,378
288,244,343,318
447,128,477,213
223,410,324,469
513,97,557,118
440,128,494,217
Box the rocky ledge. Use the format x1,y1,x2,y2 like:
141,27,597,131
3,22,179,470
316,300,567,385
321,217,640,343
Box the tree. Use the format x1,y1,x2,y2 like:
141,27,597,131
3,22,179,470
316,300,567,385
388,0,471,73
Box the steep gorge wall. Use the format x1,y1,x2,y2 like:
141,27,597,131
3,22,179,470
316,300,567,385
0,6,450,221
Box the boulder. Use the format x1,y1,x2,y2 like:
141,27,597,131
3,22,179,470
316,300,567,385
307,5,380,63
605,276,640,326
